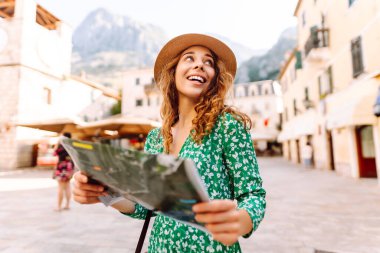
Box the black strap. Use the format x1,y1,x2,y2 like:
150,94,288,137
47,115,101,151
135,210,153,253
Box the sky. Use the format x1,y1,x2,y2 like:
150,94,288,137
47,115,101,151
35,0,298,51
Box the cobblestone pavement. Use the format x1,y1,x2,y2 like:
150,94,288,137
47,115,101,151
0,157,379,253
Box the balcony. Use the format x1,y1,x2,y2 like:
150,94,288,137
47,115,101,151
304,28,330,62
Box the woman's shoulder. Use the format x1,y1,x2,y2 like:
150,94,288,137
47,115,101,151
145,127,163,153
216,112,246,131
146,127,162,142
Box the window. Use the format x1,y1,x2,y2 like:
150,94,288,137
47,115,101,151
318,76,322,97
244,86,249,97
135,78,140,85
151,77,155,84
136,99,143,107
351,36,364,78
348,0,356,7
293,99,297,116
295,51,303,69
360,126,375,158
147,97,151,106
304,87,309,101
251,89,255,96
43,87,51,105
302,11,306,27
318,65,334,99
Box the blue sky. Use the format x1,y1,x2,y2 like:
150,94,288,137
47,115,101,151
35,0,298,50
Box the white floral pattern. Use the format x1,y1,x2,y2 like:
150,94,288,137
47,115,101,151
126,113,266,252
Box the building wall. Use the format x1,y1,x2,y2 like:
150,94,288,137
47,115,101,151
280,0,380,182
0,0,117,170
122,68,161,121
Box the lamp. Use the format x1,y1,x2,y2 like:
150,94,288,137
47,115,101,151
374,87,380,117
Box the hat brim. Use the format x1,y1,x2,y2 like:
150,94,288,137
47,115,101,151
154,33,237,83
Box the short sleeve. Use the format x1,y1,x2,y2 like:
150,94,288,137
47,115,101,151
221,114,266,238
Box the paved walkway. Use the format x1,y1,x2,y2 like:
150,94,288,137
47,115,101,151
0,158,379,253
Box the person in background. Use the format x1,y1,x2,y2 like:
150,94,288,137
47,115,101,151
53,132,74,211
72,33,266,252
302,141,313,167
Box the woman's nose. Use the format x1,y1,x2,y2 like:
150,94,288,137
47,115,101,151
194,60,204,70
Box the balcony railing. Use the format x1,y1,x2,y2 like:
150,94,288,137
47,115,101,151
304,28,329,57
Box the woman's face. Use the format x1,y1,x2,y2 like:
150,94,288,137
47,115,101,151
174,46,216,101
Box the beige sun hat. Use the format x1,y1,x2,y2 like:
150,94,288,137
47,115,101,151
154,33,237,83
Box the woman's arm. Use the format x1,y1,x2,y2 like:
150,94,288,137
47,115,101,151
194,114,266,246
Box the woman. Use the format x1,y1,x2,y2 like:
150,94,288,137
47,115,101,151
73,33,266,252
53,132,74,211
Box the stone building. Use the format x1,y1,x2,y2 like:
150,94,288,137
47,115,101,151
278,0,380,183
0,0,119,170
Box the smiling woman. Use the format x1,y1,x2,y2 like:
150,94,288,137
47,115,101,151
72,33,266,253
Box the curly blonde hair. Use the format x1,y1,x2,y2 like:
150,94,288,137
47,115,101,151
157,49,252,154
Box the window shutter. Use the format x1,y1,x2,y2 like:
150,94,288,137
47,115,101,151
295,51,303,69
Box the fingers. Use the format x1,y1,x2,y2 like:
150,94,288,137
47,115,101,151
193,199,237,213
73,171,89,184
73,194,101,204
205,222,240,234
195,209,239,223
72,171,104,204
193,199,241,246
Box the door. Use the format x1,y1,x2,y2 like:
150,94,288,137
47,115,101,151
356,125,377,178
295,139,301,164
326,130,335,171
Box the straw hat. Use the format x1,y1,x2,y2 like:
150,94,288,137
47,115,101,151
154,33,237,83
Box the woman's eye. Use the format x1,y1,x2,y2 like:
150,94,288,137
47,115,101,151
185,56,193,62
205,60,214,66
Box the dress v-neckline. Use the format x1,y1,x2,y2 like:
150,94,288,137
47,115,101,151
169,132,191,157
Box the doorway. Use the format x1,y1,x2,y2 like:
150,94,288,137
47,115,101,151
295,139,301,164
356,125,377,178
326,130,335,171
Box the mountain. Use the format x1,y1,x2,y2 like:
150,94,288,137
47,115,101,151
235,27,297,83
71,8,269,87
71,8,168,85
208,33,266,65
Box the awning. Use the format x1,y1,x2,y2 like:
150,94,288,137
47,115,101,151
326,77,379,129
78,115,161,136
16,117,84,133
277,109,317,142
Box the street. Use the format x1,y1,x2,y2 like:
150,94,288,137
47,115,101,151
0,157,379,253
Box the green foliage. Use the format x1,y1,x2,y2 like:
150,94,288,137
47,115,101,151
110,100,122,115
110,89,122,115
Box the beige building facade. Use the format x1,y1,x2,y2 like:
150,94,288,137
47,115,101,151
122,68,161,121
0,0,118,170
278,0,380,183
229,81,282,153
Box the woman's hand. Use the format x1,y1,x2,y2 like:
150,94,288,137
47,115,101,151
193,199,252,246
72,171,105,204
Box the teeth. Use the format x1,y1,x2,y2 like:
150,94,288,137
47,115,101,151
188,76,205,83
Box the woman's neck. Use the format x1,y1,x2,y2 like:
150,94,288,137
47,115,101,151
176,98,197,128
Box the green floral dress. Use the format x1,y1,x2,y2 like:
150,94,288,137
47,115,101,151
126,113,266,252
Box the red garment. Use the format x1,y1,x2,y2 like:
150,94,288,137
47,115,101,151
53,145,74,182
